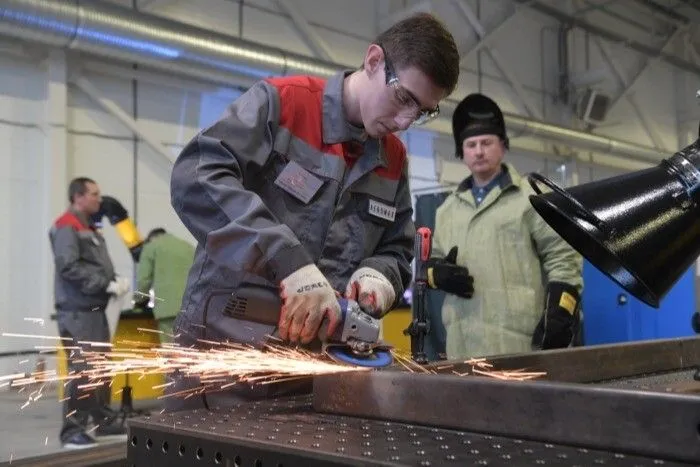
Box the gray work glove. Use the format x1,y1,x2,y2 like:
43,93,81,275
279,264,342,345
344,267,395,318
106,276,130,296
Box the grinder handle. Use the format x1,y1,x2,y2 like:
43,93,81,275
317,299,349,343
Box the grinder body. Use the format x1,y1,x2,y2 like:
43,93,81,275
213,282,393,367
322,298,393,367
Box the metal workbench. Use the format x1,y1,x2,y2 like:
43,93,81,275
127,337,700,466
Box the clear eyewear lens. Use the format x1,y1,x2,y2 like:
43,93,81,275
411,108,440,126
387,77,439,126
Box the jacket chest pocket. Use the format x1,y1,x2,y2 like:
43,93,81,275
496,220,534,283
497,222,524,245
256,151,340,244
337,195,385,257
77,231,102,259
350,176,399,256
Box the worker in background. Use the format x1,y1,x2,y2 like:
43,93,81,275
135,228,195,340
49,177,130,449
169,13,460,408
427,93,583,358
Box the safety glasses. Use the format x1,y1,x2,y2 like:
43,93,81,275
381,45,440,126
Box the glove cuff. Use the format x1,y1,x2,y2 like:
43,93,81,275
349,267,392,287
545,281,580,316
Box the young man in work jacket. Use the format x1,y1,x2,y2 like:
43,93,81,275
168,13,461,407
428,93,583,359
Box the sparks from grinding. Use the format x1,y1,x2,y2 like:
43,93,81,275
133,290,165,302
392,351,546,381
1,333,371,408
23,317,45,326
1,328,544,414
442,358,547,381
1,332,72,342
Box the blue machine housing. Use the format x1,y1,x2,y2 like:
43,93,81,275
582,261,696,345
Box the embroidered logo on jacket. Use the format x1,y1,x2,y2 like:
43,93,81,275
274,161,323,204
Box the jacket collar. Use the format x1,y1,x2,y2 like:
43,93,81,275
322,70,388,169
69,207,94,229
457,163,515,193
322,71,368,145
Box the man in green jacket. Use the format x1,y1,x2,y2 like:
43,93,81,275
427,93,583,358
136,228,195,340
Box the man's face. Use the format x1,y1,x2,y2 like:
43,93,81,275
462,134,505,178
74,182,102,216
360,45,446,138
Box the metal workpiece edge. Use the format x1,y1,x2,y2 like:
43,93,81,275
426,336,700,383
312,370,700,464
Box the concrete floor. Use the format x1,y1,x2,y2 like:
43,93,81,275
0,389,159,463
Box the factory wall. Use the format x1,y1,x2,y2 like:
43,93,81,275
0,0,697,375
0,54,47,366
0,52,223,374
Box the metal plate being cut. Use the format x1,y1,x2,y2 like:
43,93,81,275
314,357,700,464
127,396,690,466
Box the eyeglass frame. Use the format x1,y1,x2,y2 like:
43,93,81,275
379,45,440,126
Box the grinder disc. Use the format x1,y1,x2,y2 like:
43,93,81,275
324,346,393,368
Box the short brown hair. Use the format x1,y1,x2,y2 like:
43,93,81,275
373,13,460,96
68,177,96,203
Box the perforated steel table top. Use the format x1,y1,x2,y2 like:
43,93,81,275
127,396,692,467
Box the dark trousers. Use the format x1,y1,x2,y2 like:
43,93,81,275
56,309,112,440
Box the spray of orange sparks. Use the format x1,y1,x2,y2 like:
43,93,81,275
1,327,546,412
388,350,546,381
1,331,370,403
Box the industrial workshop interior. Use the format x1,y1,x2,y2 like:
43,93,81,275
3,0,700,465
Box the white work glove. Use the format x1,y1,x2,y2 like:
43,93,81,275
279,264,342,345
106,276,130,296
344,267,395,317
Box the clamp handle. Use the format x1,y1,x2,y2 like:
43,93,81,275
414,227,432,282
404,227,432,364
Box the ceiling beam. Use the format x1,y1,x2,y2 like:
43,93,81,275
457,6,519,63
607,28,685,113
515,0,700,76
453,0,542,119
137,0,181,11
594,36,668,150
273,0,336,62
378,0,432,32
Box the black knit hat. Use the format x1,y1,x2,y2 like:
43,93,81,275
452,93,509,157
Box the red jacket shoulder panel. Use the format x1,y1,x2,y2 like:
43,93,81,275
54,211,89,232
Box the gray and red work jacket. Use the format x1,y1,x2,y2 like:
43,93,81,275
170,71,415,346
49,209,116,312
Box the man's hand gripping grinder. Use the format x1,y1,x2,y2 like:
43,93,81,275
216,289,394,368
214,234,436,368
